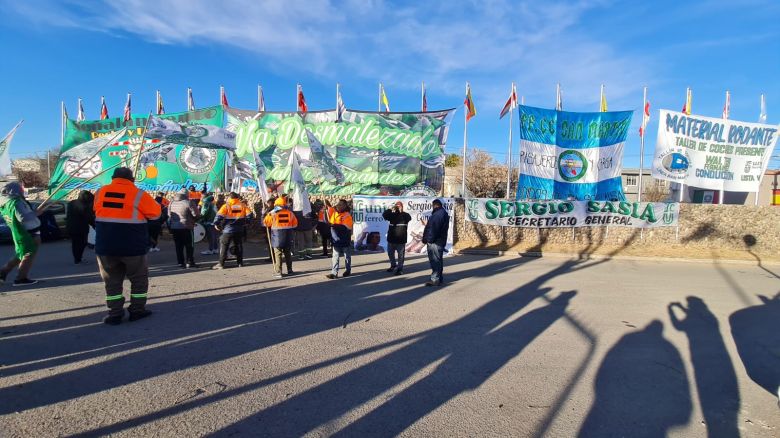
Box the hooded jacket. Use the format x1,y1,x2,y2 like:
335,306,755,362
215,198,253,234
422,206,449,247
168,191,200,230
0,182,41,258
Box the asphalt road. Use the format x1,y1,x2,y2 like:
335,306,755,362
0,238,778,437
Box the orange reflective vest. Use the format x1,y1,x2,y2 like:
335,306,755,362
95,178,161,224
94,178,161,256
264,208,298,229
327,207,353,230
218,199,252,219
189,190,203,201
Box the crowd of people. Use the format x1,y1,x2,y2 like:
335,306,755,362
0,167,450,325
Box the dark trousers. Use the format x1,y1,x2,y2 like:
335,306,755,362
148,223,162,248
317,224,331,255
97,254,149,317
71,233,88,263
171,228,194,265
220,232,243,266
427,243,444,284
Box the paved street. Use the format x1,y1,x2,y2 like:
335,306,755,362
0,239,778,437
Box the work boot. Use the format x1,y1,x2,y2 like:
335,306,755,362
129,309,153,322
103,314,123,325
342,270,351,277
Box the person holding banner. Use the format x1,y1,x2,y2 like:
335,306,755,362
324,199,353,279
0,182,43,286
93,167,161,325
214,192,254,269
263,197,297,278
422,199,449,287
382,201,411,275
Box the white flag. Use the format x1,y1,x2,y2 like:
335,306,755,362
555,83,563,111
77,99,86,122
0,120,23,177
287,151,311,215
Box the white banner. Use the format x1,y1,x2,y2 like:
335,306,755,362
352,196,454,256
466,198,679,228
652,110,778,191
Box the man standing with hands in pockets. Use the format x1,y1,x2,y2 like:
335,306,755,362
422,199,449,287
382,201,411,275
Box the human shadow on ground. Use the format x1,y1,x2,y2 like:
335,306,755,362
0,254,523,416
669,296,740,437
729,292,780,404
578,320,692,437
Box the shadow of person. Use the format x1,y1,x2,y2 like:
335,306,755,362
578,320,692,437
669,296,740,437
729,293,780,405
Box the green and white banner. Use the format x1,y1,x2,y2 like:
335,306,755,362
226,108,455,196
466,198,679,228
50,106,227,196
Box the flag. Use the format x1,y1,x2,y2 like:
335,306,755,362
336,84,346,121
258,85,265,112
100,97,109,120
464,83,476,121
297,84,308,113
555,84,563,111
0,120,23,176
499,83,517,119
380,84,390,112
220,86,229,107
722,91,730,119
422,82,428,112
759,94,767,123
682,88,692,115
77,98,85,122
306,129,345,184
287,151,312,215
144,114,236,150
639,101,651,137
600,85,608,112
156,90,165,115
123,93,132,122
187,87,195,111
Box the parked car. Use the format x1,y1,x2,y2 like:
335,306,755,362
0,200,69,243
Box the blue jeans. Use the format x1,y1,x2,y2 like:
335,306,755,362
387,242,405,271
426,243,444,284
332,245,352,276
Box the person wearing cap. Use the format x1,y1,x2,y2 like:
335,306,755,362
422,198,449,286
324,199,353,279
214,192,254,269
93,167,161,324
263,197,297,277
168,189,200,268
382,201,412,275
0,182,43,286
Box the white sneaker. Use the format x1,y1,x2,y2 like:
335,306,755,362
151,247,160,252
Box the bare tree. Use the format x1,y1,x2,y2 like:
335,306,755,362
12,148,60,188
448,148,510,197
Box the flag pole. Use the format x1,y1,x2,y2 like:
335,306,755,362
133,112,154,177
638,86,647,203
461,82,468,197
719,90,729,205
421,81,425,111
378,83,382,112
515,95,525,197
257,84,261,112
600,84,604,111
60,101,65,146
679,87,690,203
506,82,514,199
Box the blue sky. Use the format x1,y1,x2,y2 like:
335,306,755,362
1,0,778,168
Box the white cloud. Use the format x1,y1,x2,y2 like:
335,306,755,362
5,0,654,110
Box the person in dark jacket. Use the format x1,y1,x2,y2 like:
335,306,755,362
312,200,331,257
149,192,169,253
324,199,353,279
66,190,95,264
168,189,200,269
294,203,316,260
93,167,161,324
422,199,449,286
213,192,254,269
263,197,297,277
382,201,412,275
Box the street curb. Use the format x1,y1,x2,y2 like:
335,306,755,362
452,248,780,267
